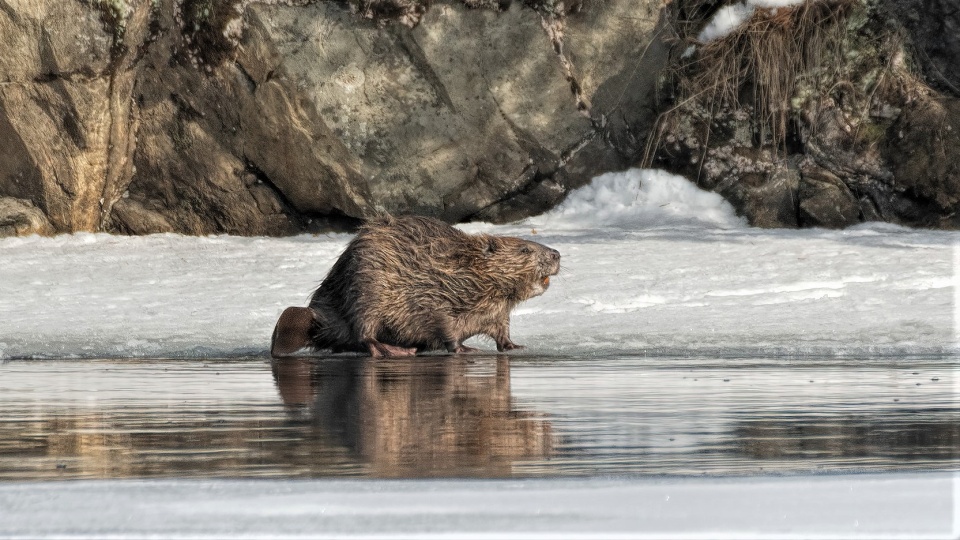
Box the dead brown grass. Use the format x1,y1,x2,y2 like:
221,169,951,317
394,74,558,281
644,0,857,164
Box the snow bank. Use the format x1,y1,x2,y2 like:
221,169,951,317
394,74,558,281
0,169,955,359
698,0,805,42
528,168,746,230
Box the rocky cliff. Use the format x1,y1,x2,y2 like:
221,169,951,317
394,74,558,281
0,0,667,235
0,0,957,236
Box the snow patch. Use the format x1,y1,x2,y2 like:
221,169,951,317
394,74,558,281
698,2,755,42
698,0,805,42
531,168,746,230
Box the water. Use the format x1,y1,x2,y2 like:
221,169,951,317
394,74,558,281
1,355,957,480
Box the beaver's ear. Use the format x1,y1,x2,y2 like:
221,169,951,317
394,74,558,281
483,236,500,256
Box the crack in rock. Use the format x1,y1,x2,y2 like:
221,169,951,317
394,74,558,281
538,13,590,116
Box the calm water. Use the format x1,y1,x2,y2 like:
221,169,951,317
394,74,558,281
1,355,957,480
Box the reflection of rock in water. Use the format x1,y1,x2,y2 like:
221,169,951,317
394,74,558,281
272,356,553,477
734,415,960,462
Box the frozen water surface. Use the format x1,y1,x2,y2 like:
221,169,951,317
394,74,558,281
0,169,957,537
0,170,955,360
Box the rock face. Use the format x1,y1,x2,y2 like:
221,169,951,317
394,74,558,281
648,0,960,229
0,1,139,234
0,0,668,236
883,98,960,227
884,0,960,97
2,0,958,236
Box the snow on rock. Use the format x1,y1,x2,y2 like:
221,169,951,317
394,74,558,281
0,169,955,359
698,2,756,42
698,0,806,42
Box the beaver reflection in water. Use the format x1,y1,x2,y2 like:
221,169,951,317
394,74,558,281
271,215,561,358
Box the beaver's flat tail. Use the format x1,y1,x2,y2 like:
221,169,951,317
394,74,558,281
270,307,317,357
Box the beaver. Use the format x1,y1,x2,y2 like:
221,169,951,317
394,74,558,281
271,215,561,357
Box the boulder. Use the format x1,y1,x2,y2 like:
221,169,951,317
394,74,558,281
109,198,175,235
225,0,663,224
0,197,54,237
717,166,800,228
798,167,861,228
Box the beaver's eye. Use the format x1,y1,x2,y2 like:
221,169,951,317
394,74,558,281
520,246,531,254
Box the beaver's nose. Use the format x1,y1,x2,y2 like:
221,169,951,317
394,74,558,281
549,249,560,261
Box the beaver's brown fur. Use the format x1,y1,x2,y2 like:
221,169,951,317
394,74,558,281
271,215,561,357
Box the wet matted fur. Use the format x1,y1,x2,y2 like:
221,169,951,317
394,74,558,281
271,215,561,357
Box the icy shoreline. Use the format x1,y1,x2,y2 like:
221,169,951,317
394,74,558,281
1,225,953,360
0,170,956,360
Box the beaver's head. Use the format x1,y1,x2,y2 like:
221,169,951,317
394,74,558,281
481,236,561,301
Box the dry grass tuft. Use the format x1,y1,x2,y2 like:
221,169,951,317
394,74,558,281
645,0,858,164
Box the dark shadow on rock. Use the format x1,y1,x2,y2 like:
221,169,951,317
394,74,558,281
883,0,960,98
